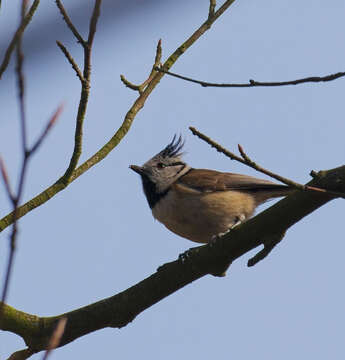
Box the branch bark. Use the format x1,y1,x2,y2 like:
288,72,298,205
1,165,343,356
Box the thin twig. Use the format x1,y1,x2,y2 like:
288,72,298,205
0,0,237,232
0,107,62,313
0,0,40,80
20,1,28,18
16,13,27,155
1,10,62,310
0,0,28,314
0,158,14,202
237,143,303,189
59,0,102,182
189,127,345,199
155,68,345,88
55,0,85,46
41,318,67,360
121,39,162,93
209,0,216,18
56,41,84,82
87,0,101,45
30,104,63,153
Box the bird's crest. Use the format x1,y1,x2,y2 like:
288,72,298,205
159,135,184,158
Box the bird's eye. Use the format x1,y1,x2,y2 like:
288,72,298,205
157,163,166,169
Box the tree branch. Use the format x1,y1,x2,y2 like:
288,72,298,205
0,1,62,315
1,1,30,311
120,39,162,94
189,127,345,199
7,348,33,360
56,41,84,82
208,0,216,19
57,0,102,183
0,0,40,80
0,0,237,233
55,0,85,46
154,68,345,88
0,105,61,311
1,165,344,356
41,318,67,360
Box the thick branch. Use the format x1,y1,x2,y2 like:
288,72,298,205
0,0,237,233
1,165,344,354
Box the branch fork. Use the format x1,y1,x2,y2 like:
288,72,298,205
120,39,162,94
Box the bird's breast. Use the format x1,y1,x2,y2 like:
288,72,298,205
151,184,256,243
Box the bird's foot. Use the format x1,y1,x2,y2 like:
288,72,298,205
178,248,193,264
231,214,246,229
209,215,246,247
156,249,197,273
210,230,230,247
178,246,204,264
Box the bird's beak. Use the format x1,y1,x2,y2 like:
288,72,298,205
129,165,144,175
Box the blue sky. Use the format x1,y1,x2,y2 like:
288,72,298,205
1,1,345,359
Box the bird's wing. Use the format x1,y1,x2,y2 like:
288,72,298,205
178,168,289,193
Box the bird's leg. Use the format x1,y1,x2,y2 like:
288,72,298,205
178,249,192,264
209,214,246,246
171,214,248,277
230,214,247,229
247,231,286,267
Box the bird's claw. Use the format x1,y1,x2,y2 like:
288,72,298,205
178,248,194,264
209,215,246,246
209,230,229,247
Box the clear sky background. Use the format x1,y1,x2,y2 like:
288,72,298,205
1,0,345,359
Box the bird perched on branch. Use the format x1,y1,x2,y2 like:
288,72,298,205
130,136,292,244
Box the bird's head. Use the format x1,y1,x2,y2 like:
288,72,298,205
130,135,190,194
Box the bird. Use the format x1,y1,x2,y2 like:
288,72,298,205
130,135,292,244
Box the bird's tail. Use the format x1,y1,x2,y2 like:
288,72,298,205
247,185,294,205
